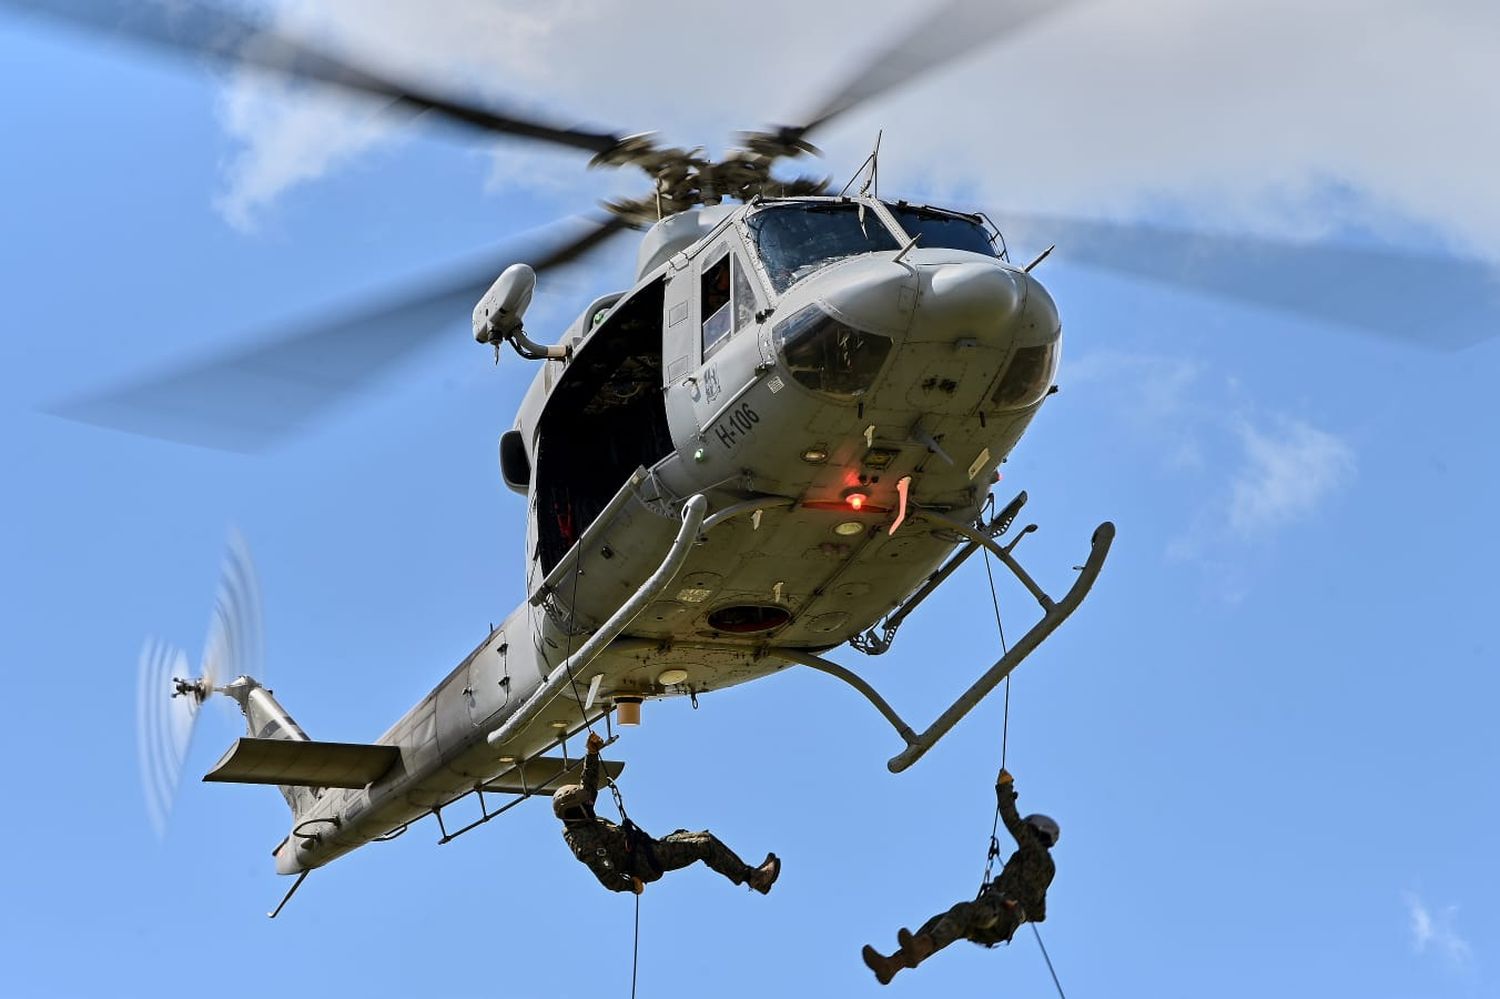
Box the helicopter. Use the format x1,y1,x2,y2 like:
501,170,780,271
11,0,1490,920
144,171,1117,913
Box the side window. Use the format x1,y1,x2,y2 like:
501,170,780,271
701,253,732,356
733,255,757,332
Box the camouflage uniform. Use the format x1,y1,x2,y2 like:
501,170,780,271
916,783,1055,950
561,748,757,893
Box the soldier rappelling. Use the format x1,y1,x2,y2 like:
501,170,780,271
554,731,782,895
862,769,1057,984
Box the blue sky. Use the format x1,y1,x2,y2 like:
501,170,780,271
1,2,1496,997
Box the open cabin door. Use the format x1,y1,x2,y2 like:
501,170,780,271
529,466,682,634
531,275,681,633
533,276,673,578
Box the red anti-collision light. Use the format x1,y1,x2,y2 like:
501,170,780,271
802,499,891,514
846,493,867,511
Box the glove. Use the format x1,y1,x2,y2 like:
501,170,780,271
586,731,606,754
996,770,1016,801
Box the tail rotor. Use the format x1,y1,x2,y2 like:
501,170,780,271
136,531,264,838
137,638,194,838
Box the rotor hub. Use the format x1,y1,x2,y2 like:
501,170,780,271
171,675,211,704
596,134,831,226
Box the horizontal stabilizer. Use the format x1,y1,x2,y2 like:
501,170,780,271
204,737,400,789
481,755,624,796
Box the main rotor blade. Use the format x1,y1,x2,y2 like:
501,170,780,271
1006,213,1500,350
51,216,629,452
790,0,1078,141
1,0,627,155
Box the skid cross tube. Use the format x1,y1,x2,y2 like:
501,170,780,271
853,492,1029,655
775,518,1114,772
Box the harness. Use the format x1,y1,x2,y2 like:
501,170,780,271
610,781,663,880
971,881,1027,948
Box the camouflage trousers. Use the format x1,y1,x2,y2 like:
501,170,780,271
916,891,1025,952
641,829,753,885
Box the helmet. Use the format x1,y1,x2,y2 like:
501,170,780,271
552,784,593,822
1024,813,1060,847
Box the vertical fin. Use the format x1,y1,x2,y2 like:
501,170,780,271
220,677,318,816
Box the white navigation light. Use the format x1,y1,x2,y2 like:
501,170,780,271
657,668,689,686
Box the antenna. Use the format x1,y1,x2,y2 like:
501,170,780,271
840,130,884,198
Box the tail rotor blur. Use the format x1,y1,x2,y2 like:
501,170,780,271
136,532,264,838
136,638,194,838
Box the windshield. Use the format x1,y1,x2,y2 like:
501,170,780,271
746,203,900,293
886,205,996,257
992,341,1060,410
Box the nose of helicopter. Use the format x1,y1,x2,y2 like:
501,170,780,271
812,251,1035,349
813,251,1058,417
814,258,920,338
917,258,1028,336
778,251,1058,418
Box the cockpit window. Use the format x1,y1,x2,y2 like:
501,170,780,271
701,251,732,354
886,205,997,257
746,203,900,294
992,341,1060,410
702,251,758,359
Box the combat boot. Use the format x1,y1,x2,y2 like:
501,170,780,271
894,927,938,966
902,932,936,966
747,853,781,894
861,944,908,985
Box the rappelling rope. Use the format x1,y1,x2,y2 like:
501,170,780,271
1031,923,1067,999
979,544,1068,999
603,770,645,999
982,546,1011,767
630,890,642,999
979,547,1010,890
559,550,598,736
553,553,640,996
607,779,630,822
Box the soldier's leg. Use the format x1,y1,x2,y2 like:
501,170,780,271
863,899,978,984
913,900,981,955
652,829,754,884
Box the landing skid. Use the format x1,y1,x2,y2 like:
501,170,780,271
268,869,309,919
775,511,1114,773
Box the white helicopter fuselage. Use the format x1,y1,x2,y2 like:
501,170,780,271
259,196,1064,875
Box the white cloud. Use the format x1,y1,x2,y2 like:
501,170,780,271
203,0,1500,252
215,78,394,230
1226,415,1356,535
1405,891,1473,968
1067,350,1355,563
212,0,599,228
